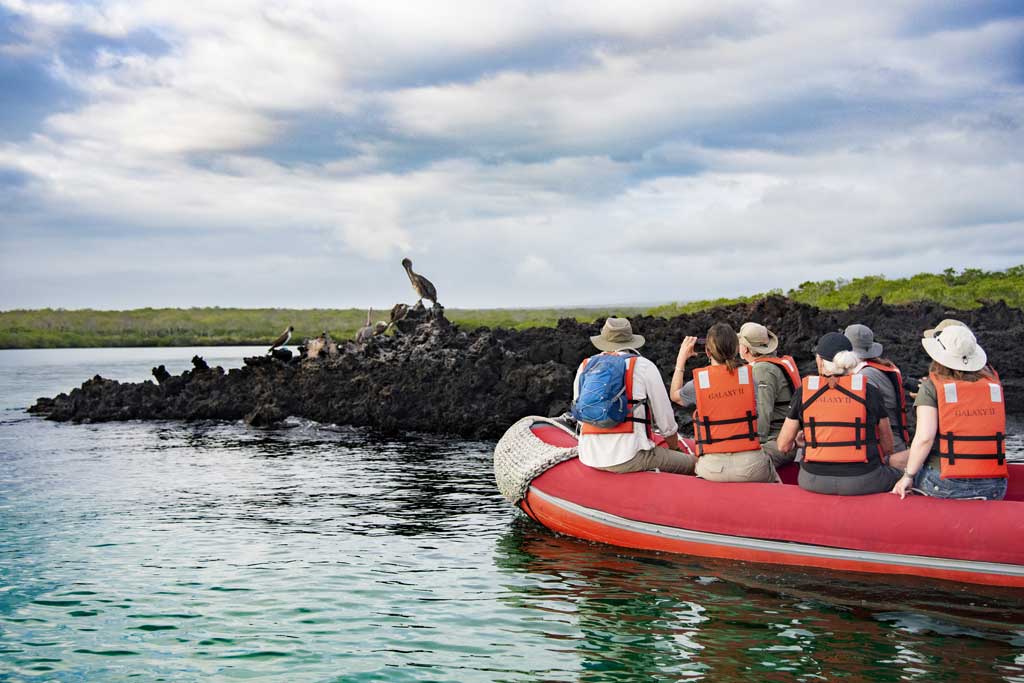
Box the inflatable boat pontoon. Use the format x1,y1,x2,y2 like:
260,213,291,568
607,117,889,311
494,418,1024,588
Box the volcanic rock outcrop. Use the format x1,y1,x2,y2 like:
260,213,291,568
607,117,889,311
28,297,1024,438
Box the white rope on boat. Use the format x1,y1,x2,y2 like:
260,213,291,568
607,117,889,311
494,415,578,504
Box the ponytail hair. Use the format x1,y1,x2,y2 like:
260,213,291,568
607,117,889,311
706,323,744,372
820,350,860,378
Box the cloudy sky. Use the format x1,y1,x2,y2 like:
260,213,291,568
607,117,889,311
1,1,1023,310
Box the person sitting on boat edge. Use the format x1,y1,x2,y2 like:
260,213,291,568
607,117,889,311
845,324,911,453
572,317,697,475
890,325,1007,501
736,322,801,469
777,332,900,495
671,323,778,483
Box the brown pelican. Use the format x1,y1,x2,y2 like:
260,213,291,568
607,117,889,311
390,302,409,323
356,308,375,342
373,321,389,335
267,325,294,354
401,258,438,306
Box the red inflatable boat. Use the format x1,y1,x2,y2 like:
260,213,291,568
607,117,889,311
497,420,1024,588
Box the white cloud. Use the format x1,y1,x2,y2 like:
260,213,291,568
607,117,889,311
1,1,1023,309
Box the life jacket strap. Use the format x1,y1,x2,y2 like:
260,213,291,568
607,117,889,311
939,431,1005,466
694,411,758,446
807,417,875,450
625,397,653,439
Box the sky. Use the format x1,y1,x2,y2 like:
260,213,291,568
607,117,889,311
1,1,1023,310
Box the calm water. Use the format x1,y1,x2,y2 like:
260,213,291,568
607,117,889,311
2,347,1024,682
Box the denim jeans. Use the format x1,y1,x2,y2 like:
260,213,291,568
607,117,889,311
912,467,1007,500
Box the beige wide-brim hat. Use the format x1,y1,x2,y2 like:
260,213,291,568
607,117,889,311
923,318,968,339
921,325,987,372
591,317,645,352
737,322,778,354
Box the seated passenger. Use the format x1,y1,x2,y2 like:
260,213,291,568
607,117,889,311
845,324,911,453
670,323,778,483
737,322,801,468
777,332,900,495
572,318,697,475
891,325,1007,501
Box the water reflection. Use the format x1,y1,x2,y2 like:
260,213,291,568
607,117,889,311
4,347,1024,682
495,519,1024,682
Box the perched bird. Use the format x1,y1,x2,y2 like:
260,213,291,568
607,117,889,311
356,308,375,342
323,330,339,357
152,364,170,384
390,302,409,323
401,258,438,306
267,325,294,354
373,321,389,335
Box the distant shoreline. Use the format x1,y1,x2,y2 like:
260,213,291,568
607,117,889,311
3,266,1021,349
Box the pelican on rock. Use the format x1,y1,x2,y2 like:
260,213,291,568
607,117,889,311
356,308,375,342
401,258,438,307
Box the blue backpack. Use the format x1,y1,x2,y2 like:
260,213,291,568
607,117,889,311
571,353,637,428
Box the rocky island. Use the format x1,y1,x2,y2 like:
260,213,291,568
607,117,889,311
28,297,1024,438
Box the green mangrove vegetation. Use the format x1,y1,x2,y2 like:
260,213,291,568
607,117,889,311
0,306,647,349
2,266,1021,348
648,266,1024,317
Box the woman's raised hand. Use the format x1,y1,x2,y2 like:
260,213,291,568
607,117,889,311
677,336,699,368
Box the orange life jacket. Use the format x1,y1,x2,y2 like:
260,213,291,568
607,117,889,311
801,374,874,463
692,364,759,455
862,360,910,444
930,373,1007,480
578,355,652,438
752,355,801,405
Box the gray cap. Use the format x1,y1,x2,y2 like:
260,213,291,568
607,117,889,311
844,323,883,360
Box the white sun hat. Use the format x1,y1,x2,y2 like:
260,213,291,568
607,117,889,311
921,325,987,373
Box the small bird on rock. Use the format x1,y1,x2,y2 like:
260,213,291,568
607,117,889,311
268,325,294,354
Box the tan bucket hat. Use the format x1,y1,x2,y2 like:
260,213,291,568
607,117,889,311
737,322,778,354
923,318,969,339
922,325,987,372
591,317,645,352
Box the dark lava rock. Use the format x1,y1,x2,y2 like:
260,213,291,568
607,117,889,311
152,364,170,384
270,347,293,362
27,297,1024,438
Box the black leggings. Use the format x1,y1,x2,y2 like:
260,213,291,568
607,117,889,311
798,465,902,496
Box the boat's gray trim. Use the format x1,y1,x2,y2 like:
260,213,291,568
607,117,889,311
529,488,1024,577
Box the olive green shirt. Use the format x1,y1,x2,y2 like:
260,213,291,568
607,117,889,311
914,377,938,409
751,359,794,443
914,377,941,470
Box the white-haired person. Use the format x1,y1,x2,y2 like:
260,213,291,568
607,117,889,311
845,324,911,454
777,333,899,495
890,325,1007,501
736,322,801,468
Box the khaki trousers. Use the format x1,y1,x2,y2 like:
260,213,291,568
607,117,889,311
601,446,697,475
695,449,780,483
